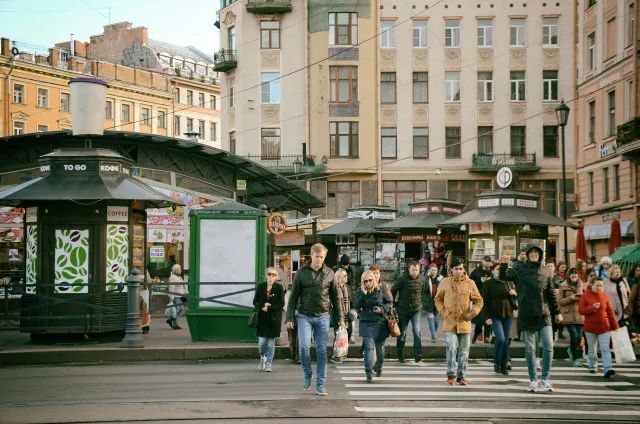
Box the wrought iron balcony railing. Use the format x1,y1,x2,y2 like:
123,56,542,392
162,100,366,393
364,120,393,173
246,0,292,14
617,117,640,146
213,49,237,72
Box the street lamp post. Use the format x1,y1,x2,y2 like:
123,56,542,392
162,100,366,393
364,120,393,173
555,99,570,265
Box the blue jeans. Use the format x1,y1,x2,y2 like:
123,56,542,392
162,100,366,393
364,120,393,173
426,312,439,339
297,314,330,387
585,331,613,373
397,311,422,357
523,326,554,381
445,332,471,378
566,324,584,359
492,317,513,367
258,336,275,363
363,336,386,374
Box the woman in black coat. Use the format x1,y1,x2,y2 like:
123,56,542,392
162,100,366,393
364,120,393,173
253,267,285,372
354,269,393,383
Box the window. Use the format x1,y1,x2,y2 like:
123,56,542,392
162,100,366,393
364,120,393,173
380,20,396,48
330,66,358,102
628,3,635,47
588,172,594,205
381,127,397,159
59,93,70,112
413,20,427,47
174,115,181,136
158,110,167,128
510,18,526,46
383,181,428,212
229,83,234,108
261,128,281,159
413,72,428,103
448,180,491,205
199,92,205,108
121,104,130,123
327,181,360,218
510,126,526,155
329,12,358,46
186,118,194,133
381,72,396,103
587,32,596,71
510,71,525,101
105,100,113,119
13,122,25,135
261,21,280,49
606,18,617,59
228,26,236,51
477,19,493,47
477,72,493,102
229,131,236,154
626,80,634,120
13,84,24,104
413,127,429,158
607,90,616,137
445,127,461,158
330,121,359,157
614,164,620,200
543,71,558,101
37,88,48,108
445,72,460,102
445,19,461,47
210,95,216,110
603,167,609,203
210,122,217,142
521,180,558,215
478,126,493,154
543,126,558,157
37,124,48,132
141,107,150,125
198,120,205,139
542,17,558,46
174,88,180,103
261,72,281,103
588,100,596,144
186,90,193,106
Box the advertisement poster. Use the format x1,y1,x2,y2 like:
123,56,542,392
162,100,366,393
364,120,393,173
148,228,167,243
149,246,165,263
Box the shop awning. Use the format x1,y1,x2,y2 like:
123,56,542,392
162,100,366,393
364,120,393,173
318,218,394,235
377,213,451,231
584,220,633,240
440,206,576,228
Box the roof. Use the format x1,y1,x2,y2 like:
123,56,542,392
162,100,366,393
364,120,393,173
377,213,452,231
440,206,576,228
147,39,215,64
318,218,395,236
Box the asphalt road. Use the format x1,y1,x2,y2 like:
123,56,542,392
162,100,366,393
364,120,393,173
2,358,640,423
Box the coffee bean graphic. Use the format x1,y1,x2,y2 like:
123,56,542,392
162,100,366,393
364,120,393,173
111,264,120,272
70,231,81,242
118,226,127,234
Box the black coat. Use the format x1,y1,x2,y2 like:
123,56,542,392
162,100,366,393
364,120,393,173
354,287,393,339
391,273,426,316
253,282,285,338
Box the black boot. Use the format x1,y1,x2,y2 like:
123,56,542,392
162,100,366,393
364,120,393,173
494,362,499,373
500,362,509,376
397,342,405,363
366,372,373,383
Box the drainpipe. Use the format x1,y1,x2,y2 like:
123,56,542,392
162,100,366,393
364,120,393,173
375,10,382,204
4,57,15,137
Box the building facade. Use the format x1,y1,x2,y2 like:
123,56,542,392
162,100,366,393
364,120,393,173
575,0,639,257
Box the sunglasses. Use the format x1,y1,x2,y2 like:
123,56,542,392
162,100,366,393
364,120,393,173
267,273,278,276
363,279,374,283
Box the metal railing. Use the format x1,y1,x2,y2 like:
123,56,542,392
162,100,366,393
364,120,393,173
617,117,640,146
213,50,237,71
241,154,315,170
246,0,293,13
471,152,538,170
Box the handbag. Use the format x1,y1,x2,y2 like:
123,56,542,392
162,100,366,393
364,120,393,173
611,326,636,363
247,309,259,328
507,282,519,311
386,306,401,337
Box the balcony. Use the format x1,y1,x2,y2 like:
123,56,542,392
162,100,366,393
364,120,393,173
241,154,324,176
213,49,237,72
246,0,292,14
470,153,540,173
616,117,640,159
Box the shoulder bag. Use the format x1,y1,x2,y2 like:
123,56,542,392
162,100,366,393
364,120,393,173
247,308,259,328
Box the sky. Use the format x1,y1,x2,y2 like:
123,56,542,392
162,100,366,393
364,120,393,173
0,0,221,56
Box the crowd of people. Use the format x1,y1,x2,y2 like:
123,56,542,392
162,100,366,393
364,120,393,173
250,243,640,396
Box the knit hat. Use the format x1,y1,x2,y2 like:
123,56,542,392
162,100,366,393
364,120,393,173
600,256,613,265
340,254,351,266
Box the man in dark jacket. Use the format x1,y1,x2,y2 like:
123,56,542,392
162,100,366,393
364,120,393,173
469,256,493,343
392,261,426,363
286,243,344,396
500,244,562,393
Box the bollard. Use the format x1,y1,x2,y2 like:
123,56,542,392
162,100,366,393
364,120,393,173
121,268,144,348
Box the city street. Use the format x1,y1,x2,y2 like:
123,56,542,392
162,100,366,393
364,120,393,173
2,358,640,423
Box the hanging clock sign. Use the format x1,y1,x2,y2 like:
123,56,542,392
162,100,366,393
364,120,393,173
496,167,514,189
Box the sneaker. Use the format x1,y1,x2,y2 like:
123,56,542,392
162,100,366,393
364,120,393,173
302,375,312,391
604,369,616,378
258,356,266,371
540,379,554,392
398,356,406,364
456,377,468,386
566,348,574,362
447,375,456,385
330,357,342,364
588,369,596,374
572,358,581,368
264,362,272,372
414,355,422,363
431,337,438,343
316,384,328,396
506,361,512,370
527,380,538,392
536,359,541,372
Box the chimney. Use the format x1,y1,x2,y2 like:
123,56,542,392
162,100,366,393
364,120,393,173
68,77,109,136
49,47,59,68
70,33,74,56
1,38,10,58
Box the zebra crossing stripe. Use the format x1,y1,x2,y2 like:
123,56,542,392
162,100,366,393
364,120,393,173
337,369,640,377
348,390,638,400
344,384,640,395
354,406,640,416
339,376,633,386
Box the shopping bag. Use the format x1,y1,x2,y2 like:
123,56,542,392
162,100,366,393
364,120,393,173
611,326,637,363
333,327,349,358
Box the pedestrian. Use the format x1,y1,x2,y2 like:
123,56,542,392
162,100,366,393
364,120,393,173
283,281,299,363
628,265,640,333
354,270,393,383
369,265,392,375
285,243,344,396
557,268,585,367
253,267,285,372
276,259,291,292
597,256,613,281
167,264,187,330
482,263,516,375
334,255,356,341
575,259,588,283
500,245,562,393
330,268,352,364
435,258,483,386
391,261,426,363
578,278,620,377
424,263,443,343
587,255,598,273
469,256,493,343
550,261,566,341
604,264,631,327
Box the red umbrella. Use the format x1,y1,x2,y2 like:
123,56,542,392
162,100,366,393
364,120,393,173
575,224,587,261
608,219,622,255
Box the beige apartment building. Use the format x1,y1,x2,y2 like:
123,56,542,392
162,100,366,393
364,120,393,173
575,0,640,257
217,0,576,256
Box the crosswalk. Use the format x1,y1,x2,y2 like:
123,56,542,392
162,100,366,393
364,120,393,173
335,358,640,421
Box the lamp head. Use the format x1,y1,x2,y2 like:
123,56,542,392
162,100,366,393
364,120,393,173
555,99,570,127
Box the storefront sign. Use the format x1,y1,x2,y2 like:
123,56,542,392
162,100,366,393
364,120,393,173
442,206,462,215
602,212,620,222
516,199,537,208
276,230,305,246
25,207,37,223
469,222,493,235
599,142,616,158
236,179,247,191
348,210,369,219
478,198,500,208
410,205,430,214
348,209,395,220
0,208,23,224
410,205,462,215
267,213,287,235
149,246,165,263
501,198,515,206
372,210,395,220
106,206,129,222
398,234,424,243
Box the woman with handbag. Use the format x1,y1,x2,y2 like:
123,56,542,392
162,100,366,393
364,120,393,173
482,263,517,375
557,268,585,367
605,265,631,327
330,268,352,364
369,265,395,374
252,267,285,372
354,269,393,383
